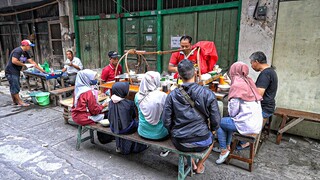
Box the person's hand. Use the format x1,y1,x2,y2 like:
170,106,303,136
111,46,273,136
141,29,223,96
223,73,231,84
102,101,108,107
100,93,106,97
69,62,73,67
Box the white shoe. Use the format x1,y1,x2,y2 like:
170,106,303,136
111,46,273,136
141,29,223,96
160,150,170,157
116,147,121,153
216,151,230,164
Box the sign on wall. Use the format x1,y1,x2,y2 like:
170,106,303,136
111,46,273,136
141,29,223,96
170,36,181,48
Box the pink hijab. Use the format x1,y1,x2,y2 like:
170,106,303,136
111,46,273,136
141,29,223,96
228,62,262,102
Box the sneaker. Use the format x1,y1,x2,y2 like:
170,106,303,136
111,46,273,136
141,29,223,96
216,150,230,164
116,147,121,153
160,150,170,157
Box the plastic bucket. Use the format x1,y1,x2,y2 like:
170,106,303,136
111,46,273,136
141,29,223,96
35,92,50,106
29,91,41,105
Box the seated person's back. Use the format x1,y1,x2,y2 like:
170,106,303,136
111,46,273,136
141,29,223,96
134,71,168,140
163,59,221,174
108,82,147,154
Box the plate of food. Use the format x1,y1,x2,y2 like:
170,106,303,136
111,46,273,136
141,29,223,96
99,119,110,127
218,84,230,91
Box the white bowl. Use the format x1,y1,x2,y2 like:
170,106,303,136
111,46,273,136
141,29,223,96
218,84,230,91
99,119,110,127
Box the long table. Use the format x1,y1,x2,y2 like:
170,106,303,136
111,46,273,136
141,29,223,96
99,74,225,100
23,71,64,91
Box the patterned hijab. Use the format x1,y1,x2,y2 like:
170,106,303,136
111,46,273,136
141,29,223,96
137,71,167,125
228,62,262,102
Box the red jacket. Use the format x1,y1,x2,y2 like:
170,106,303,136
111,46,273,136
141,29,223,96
71,91,104,126
192,41,219,74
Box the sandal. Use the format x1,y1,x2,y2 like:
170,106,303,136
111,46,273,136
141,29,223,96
236,142,250,150
17,103,30,107
196,165,205,174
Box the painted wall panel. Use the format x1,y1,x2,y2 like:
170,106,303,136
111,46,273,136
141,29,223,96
162,13,196,72
162,9,238,72
78,20,100,69
99,19,118,67
198,9,238,71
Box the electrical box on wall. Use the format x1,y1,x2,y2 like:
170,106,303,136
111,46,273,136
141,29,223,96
257,6,267,20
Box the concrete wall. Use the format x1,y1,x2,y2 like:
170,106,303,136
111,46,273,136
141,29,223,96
273,0,320,113
238,0,320,140
270,0,320,139
59,0,76,58
237,0,278,80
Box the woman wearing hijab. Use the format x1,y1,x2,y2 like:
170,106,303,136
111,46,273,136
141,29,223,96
135,71,169,140
72,69,108,125
216,62,263,164
71,69,113,144
108,82,148,155
135,71,169,157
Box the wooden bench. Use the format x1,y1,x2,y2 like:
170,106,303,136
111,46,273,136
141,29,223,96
59,94,108,124
226,117,271,172
274,107,320,144
50,86,75,106
77,123,211,180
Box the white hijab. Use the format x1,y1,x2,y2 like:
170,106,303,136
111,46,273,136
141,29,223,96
74,69,97,107
137,71,167,125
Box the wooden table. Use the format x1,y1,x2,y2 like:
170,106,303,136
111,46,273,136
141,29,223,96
274,107,320,144
23,71,64,91
100,74,221,93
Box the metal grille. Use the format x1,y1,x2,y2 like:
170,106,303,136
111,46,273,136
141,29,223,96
34,3,59,18
122,0,157,12
77,0,117,16
163,0,237,9
0,15,15,22
17,12,33,21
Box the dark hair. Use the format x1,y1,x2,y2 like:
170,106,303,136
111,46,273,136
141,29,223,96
178,59,195,80
180,35,192,43
66,50,73,55
249,51,267,64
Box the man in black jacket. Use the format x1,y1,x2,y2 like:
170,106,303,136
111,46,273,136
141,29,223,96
163,59,221,174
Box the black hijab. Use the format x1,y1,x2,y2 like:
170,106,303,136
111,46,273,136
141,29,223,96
108,82,136,134
112,82,129,98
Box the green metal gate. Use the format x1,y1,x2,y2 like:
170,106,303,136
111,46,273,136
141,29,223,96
78,19,118,69
122,16,157,73
162,8,238,72
74,0,241,72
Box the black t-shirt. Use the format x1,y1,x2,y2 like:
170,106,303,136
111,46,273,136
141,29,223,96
256,67,278,114
5,47,31,76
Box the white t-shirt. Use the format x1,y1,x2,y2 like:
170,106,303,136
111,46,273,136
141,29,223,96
63,57,83,74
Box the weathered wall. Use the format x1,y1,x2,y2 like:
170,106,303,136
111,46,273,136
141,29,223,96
59,0,75,59
271,0,320,139
273,0,320,113
237,0,278,80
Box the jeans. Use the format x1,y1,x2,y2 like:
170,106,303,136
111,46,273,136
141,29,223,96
6,74,20,94
217,117,238,149
262,111,273,119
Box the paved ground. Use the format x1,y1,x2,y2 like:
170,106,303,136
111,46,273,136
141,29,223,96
0,82,319,180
